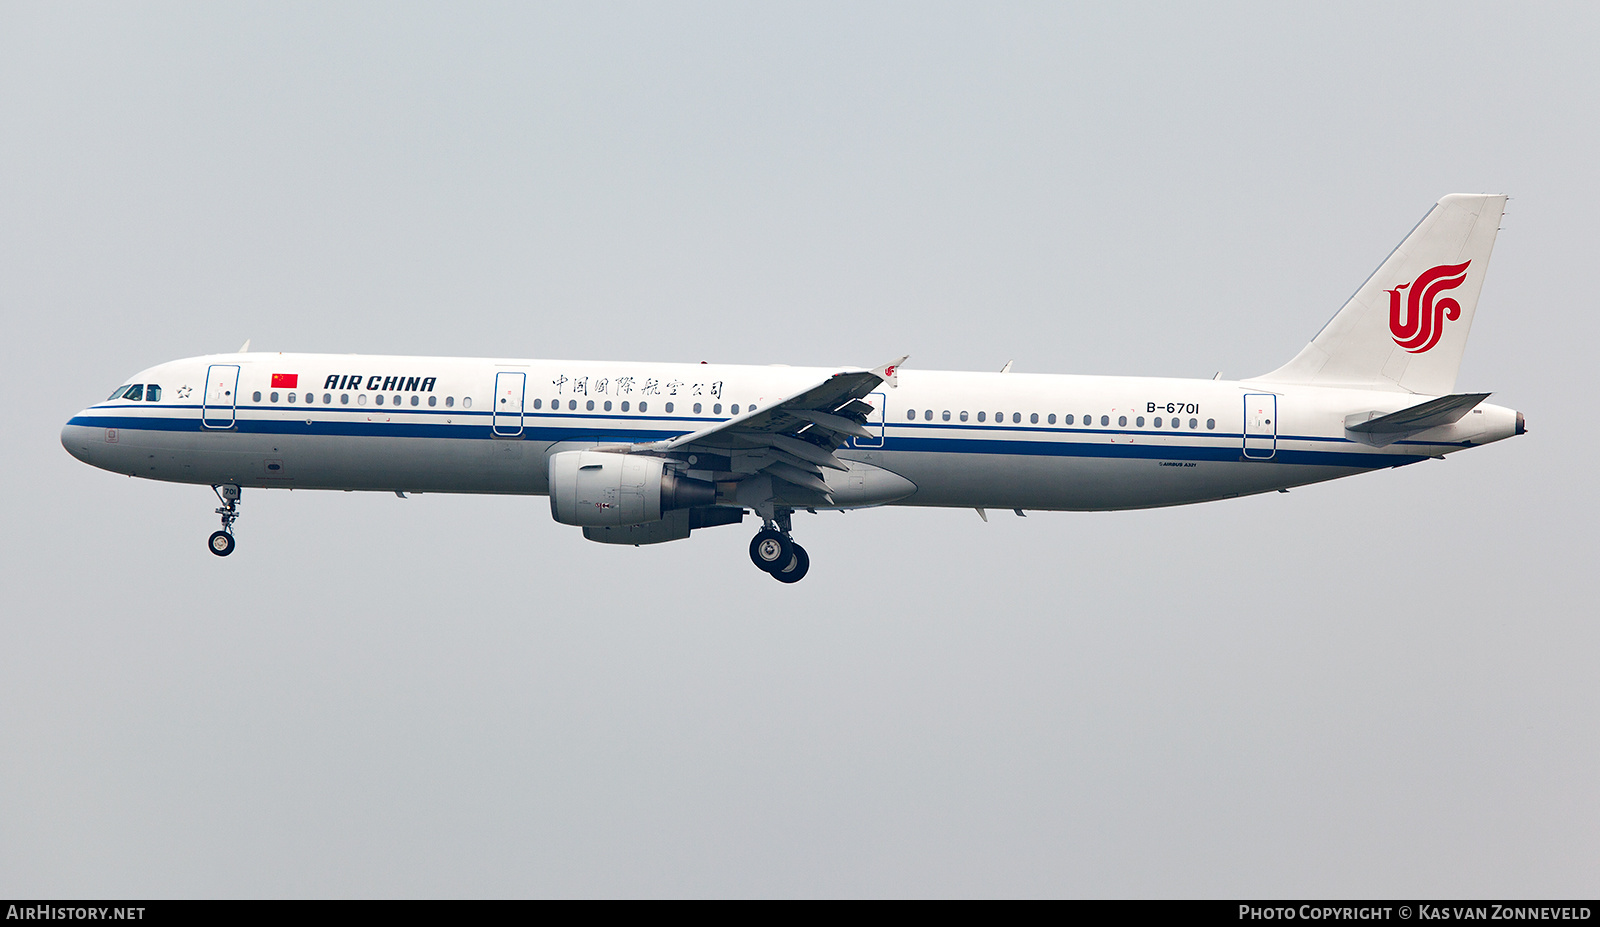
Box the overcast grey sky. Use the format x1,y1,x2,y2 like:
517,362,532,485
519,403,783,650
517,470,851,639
2,1,1596,898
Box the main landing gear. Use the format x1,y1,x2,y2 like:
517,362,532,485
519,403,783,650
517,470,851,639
208,484,241,557
748,510,809,583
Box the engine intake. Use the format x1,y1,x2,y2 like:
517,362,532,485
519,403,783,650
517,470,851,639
548,450,715,527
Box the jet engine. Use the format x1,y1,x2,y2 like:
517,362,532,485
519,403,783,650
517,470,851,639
548,450,715,527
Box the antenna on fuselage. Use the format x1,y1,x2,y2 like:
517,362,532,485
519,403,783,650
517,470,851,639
999,360,1013,373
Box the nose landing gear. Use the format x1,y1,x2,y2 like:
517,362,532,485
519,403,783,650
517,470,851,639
749,509,810,583
209,484,241,557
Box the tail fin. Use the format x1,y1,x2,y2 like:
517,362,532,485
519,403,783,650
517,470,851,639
1255,194,1507,395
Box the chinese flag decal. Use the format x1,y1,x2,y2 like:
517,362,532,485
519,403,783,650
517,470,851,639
270,373,299,388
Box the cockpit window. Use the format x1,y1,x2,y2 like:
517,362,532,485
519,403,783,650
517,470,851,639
145,384,161,402
108,385,133,401
123,384,144,402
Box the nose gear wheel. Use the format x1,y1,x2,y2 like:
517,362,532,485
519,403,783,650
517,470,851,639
208,484,241,557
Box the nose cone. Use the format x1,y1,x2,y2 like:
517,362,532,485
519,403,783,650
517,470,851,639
61,415,106,468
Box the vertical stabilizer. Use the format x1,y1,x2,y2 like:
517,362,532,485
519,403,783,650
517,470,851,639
1255,194,1506,395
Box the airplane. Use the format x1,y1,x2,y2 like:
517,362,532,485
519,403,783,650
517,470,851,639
62,194,1524,582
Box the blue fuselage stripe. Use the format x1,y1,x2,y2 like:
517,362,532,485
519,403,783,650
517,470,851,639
68,408,1427,470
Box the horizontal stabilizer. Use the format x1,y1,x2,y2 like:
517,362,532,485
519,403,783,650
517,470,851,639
1345,392,1490,446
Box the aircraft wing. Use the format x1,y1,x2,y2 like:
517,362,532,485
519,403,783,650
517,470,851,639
637,356,906,503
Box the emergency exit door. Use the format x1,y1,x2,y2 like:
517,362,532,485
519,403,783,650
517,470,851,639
493,371,526,436
851,392,887,448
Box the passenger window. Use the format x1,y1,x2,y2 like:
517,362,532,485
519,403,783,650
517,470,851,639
1030,413,1038,424
394,395,402,406
587,400,595,411
568,400,576,410
410,395,419,406
1100,415,1109,426
694,402,702,414
1065,414,1074,425
639,401,648,412
464,397,473,409
621,401,630,412
288,392,297,403
428,395,436,407
942,410,950,421
1205,418,1214,429
730,404,739,414
1013,413,1021,424
533,399,542,410
714,403,722,414
1118,415,1127,426
357,394,368,406
665,402,675,413
907,410,916,421
960,411,968,422
124,384,143,401
924,409,932,420
1154,417,1162,428
324,393,332,404
749,405,757,411
604,401,613,411
271,391,280,403
977,411,986,422
374,394,382,405
1136,416,1144,427
1047,413,1055,424
1189,418,1198,429
145,385,161,401
342,394,350,405
444,396,453,408
253,391,262,402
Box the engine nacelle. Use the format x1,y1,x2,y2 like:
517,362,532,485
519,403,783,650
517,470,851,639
548,450,715,527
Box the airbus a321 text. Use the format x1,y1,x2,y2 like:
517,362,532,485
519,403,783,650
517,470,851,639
63,194,1524,582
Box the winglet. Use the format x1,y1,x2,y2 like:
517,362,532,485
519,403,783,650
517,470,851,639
872,355,909,388
237,338,252,353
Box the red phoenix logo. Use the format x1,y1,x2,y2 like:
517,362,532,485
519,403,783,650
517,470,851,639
1387,261,1471,354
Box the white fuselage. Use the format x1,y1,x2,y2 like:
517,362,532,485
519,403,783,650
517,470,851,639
61,352,1521,512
